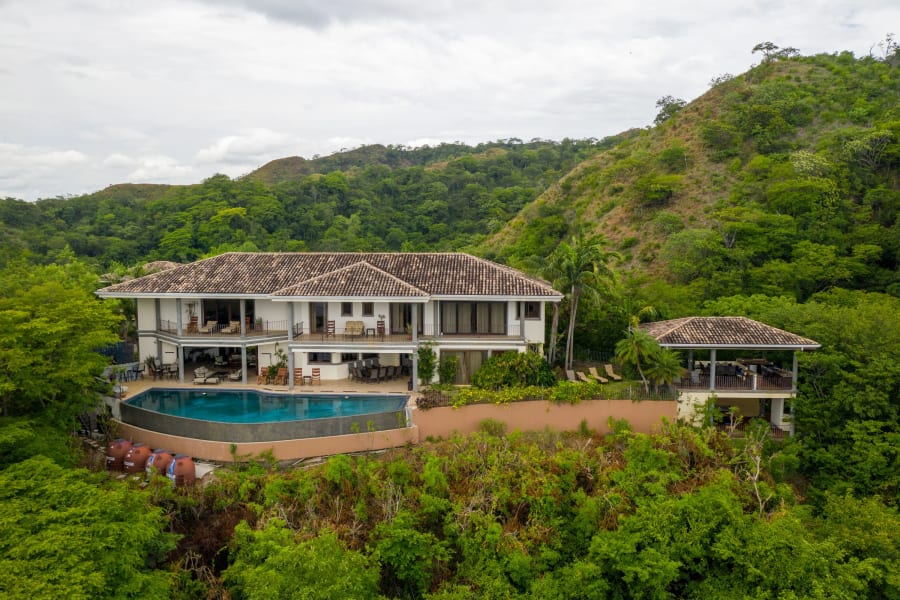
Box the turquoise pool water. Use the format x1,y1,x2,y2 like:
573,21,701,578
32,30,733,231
125,388,407,424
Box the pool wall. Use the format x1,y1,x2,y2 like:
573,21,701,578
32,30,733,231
120,400,409,443
117,421,420,462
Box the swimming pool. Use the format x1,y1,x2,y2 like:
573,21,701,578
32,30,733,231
121,388,410,442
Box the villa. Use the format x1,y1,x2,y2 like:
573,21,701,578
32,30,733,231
96,252,563,390
640,316,820,435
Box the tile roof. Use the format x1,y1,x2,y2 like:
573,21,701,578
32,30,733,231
273,261,428,298
640,317,820,349
96,252,561,298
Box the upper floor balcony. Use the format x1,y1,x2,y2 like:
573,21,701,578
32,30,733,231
154,319,524,344
158,319,289,338
290,322,524,344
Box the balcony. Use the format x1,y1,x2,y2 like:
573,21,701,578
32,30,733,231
289,322,523,344
158,319,289,338
675,373,793,393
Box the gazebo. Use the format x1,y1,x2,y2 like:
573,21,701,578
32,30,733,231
640,316,820,434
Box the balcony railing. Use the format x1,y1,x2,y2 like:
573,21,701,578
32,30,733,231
158,319,289,337
675,373,793,392
287,321,523,343
419,323,522,338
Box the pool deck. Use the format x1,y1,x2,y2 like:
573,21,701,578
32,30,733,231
110,373,418,463
117,374,413,400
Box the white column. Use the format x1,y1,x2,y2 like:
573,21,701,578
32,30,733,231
176,298,183,336
709,349,717,392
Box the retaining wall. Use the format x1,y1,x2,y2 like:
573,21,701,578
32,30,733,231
413,398,677,439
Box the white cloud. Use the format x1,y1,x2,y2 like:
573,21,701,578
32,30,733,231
195,128,299,165
102,153,135,168
126,156,194,182
0,0,898,200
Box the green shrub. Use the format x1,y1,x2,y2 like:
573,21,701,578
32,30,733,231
470,351,555,389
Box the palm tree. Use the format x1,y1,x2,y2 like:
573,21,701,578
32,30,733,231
615,328,659,389
644,348,686,394
545,234,619,371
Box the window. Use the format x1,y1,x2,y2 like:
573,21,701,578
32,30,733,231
362,302,374,316
309,352,332,363
518,301,540,319
341,302,353,316
441,302,506,334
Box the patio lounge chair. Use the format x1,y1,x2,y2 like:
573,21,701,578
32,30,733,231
311,368,321,385
228,370,242,381
192,367,208,384
274,368,287,385
604,363,623,381
576,371,593,384
256,369,267,385
324,320,336,338
198,320,217,333
588,367,609,383
294,368,303,385
221,320,241,334
566,369,578,382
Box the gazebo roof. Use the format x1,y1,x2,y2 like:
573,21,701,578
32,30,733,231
640,316,820,350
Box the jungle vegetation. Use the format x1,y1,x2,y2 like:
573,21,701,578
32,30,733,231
0,45,898,598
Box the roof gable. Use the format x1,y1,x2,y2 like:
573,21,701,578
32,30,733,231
640,316,819,349
273,261,428,298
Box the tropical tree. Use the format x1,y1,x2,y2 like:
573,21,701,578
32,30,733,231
644,347,686,393
0,254,119,425
545,233,619,370
615,328,660,389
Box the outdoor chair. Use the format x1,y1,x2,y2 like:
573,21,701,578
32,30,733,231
274,368,288,385
345,320,364,338
588,367,609,383
221,320,241,334
576,371,593,384
324,320,336,338
311,368,321,385
604,363,623,381
294,368,303,385
565,369,578,382
198,320,217,334
256,369,267,385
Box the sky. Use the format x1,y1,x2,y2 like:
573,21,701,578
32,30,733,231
1,0,897,201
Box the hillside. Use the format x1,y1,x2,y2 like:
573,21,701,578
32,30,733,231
483,51,899,309
0,139,612,267
0,50,896,316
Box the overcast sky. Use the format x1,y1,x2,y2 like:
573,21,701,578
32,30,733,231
1,0,896,201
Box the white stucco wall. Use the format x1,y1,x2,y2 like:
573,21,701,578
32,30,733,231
254,299,287,324
135,298,156,331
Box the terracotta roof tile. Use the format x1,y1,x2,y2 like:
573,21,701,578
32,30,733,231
273,261,428,297
97,252,561,298
640,316,819,349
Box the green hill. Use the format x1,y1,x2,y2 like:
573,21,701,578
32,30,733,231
482,51,899,309
1,49,896,313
